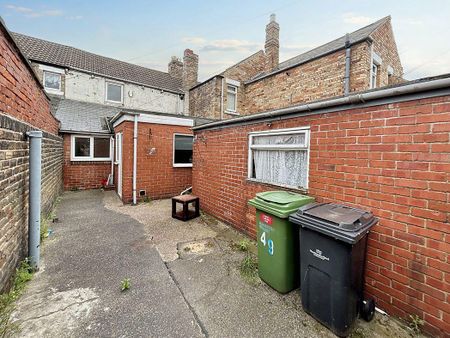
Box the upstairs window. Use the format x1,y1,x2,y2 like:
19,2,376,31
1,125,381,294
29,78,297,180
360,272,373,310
173,134,193,167
106,82,123,103
71,135,112,161
226,85,238,113
248,127,310,189
43,71,61,91
371,63,379,89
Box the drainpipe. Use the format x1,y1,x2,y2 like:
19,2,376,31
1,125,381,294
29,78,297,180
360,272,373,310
344,33,351,96
26,130,42,270
110,136,114,185
132,115,138,205
220,77,224,120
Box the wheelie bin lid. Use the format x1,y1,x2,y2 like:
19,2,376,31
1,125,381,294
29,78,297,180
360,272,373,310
248,191,315,218
289,202,378,244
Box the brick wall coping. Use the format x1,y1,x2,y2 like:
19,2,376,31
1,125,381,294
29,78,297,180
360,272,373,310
0,113,62,141
193,74,450,132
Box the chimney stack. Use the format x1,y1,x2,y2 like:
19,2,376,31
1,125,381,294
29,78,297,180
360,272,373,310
182,49,199,90
168,56,183,79
265,14,280,71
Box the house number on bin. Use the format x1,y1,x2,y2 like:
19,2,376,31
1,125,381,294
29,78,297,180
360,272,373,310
260,232,274,255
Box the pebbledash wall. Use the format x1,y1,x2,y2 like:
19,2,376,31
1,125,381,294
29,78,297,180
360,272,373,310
62,134,111,190
0,24,63,291
114,121,192,203
192,90,450,336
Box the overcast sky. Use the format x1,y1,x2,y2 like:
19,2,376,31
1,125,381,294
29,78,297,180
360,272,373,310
2,0,450,81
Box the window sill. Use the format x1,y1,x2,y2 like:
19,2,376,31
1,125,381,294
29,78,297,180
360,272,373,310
45,88,64,95
105,100,123,105
225,110,240,116
246,178,308,194
173,164,193,168
71,158,112,162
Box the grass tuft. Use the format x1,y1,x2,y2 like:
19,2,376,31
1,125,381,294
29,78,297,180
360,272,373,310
239,253,258,285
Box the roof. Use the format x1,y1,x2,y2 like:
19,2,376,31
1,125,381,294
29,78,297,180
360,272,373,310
55,98,216,134
12,32,183,94
248,16,390,83
193,73,450,131
54,99,119,134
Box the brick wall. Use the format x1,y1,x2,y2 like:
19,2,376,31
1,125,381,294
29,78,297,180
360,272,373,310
114,121,192,203
0,25,63,291
193,95,450,337
189,77,222,120
62,134,111,190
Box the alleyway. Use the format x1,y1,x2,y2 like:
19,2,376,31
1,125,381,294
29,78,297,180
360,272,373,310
11,191,420,338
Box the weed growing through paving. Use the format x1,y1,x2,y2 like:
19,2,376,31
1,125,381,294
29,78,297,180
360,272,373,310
239,253,259,285
408,314,424,335
237,239,251,252
0,259,34,337
121,278,131,292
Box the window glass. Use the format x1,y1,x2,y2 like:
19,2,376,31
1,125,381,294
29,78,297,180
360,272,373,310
249,130,309,189
74,137,90,157
227,85,237,111
44,71,61,90
106,82,123,102
94,138,110,158
174,135,193,165
371,64,378,88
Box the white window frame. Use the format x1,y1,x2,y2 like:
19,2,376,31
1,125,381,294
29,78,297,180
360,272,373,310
370,52,382,89
247,126,311,190
173,133,194,168
226,84,238,114
105,81,124,104
71,135,112,161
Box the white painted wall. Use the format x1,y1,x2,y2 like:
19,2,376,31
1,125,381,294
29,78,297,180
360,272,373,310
36,63,184,114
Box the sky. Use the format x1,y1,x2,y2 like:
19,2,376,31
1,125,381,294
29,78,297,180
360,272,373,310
1,0,450,81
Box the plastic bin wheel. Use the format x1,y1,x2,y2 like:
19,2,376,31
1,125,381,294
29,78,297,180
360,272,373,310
360,298,375,322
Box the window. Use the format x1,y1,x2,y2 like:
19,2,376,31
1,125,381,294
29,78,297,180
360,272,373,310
371,63,378,89
106,82,123,103
43,71,61,91
248,127,310,189
71,135,112,161
226,85,237,113
173,134,193,167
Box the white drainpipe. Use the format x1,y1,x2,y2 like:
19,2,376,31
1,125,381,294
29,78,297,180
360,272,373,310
132,114,138,205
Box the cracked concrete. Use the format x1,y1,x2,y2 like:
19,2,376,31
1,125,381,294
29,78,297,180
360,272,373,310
11,190,422,338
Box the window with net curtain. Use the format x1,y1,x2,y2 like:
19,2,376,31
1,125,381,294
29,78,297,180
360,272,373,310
248,128,310,189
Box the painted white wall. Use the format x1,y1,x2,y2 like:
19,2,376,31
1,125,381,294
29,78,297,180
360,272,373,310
35,63,184,114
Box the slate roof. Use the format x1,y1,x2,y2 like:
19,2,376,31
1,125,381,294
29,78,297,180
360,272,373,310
54,98,119,134
12,32,183,93
248,16,390,83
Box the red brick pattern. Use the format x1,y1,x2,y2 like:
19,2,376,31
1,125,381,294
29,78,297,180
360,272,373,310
114,122,192,203
0,27,59,134
63,134,111,190
193,96,450,337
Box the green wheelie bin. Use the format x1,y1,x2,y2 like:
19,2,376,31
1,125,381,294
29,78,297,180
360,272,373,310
248,191,314,293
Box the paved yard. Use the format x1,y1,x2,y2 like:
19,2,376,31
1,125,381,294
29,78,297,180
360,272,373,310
11,190,420,337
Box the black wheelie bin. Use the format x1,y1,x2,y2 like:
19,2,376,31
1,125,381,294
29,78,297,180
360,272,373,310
289,202,378,337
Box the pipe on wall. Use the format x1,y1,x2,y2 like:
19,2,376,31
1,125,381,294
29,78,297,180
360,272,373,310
26,130,42,270
132,114,138,205
344,33,351,96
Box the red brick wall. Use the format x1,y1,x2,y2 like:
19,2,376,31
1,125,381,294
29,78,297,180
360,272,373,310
63,134,111,190
0,27,59,134
114,121,192,203
193,96,450,337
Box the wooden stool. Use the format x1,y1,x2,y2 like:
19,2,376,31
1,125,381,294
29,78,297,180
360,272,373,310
172,194,200,221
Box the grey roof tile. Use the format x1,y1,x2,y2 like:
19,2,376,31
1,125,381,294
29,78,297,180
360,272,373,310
248,16,390,83
12,32,183,93
54,99,119,134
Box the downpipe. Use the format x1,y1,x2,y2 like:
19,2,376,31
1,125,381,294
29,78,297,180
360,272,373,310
27,130,42,270
132,115,138,205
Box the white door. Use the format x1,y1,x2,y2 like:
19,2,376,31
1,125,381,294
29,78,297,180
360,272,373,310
116,133,123,198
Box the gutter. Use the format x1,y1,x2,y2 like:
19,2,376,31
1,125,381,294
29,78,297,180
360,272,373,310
193,75,450,131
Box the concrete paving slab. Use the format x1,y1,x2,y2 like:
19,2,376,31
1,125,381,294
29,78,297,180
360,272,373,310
12,190,202,338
